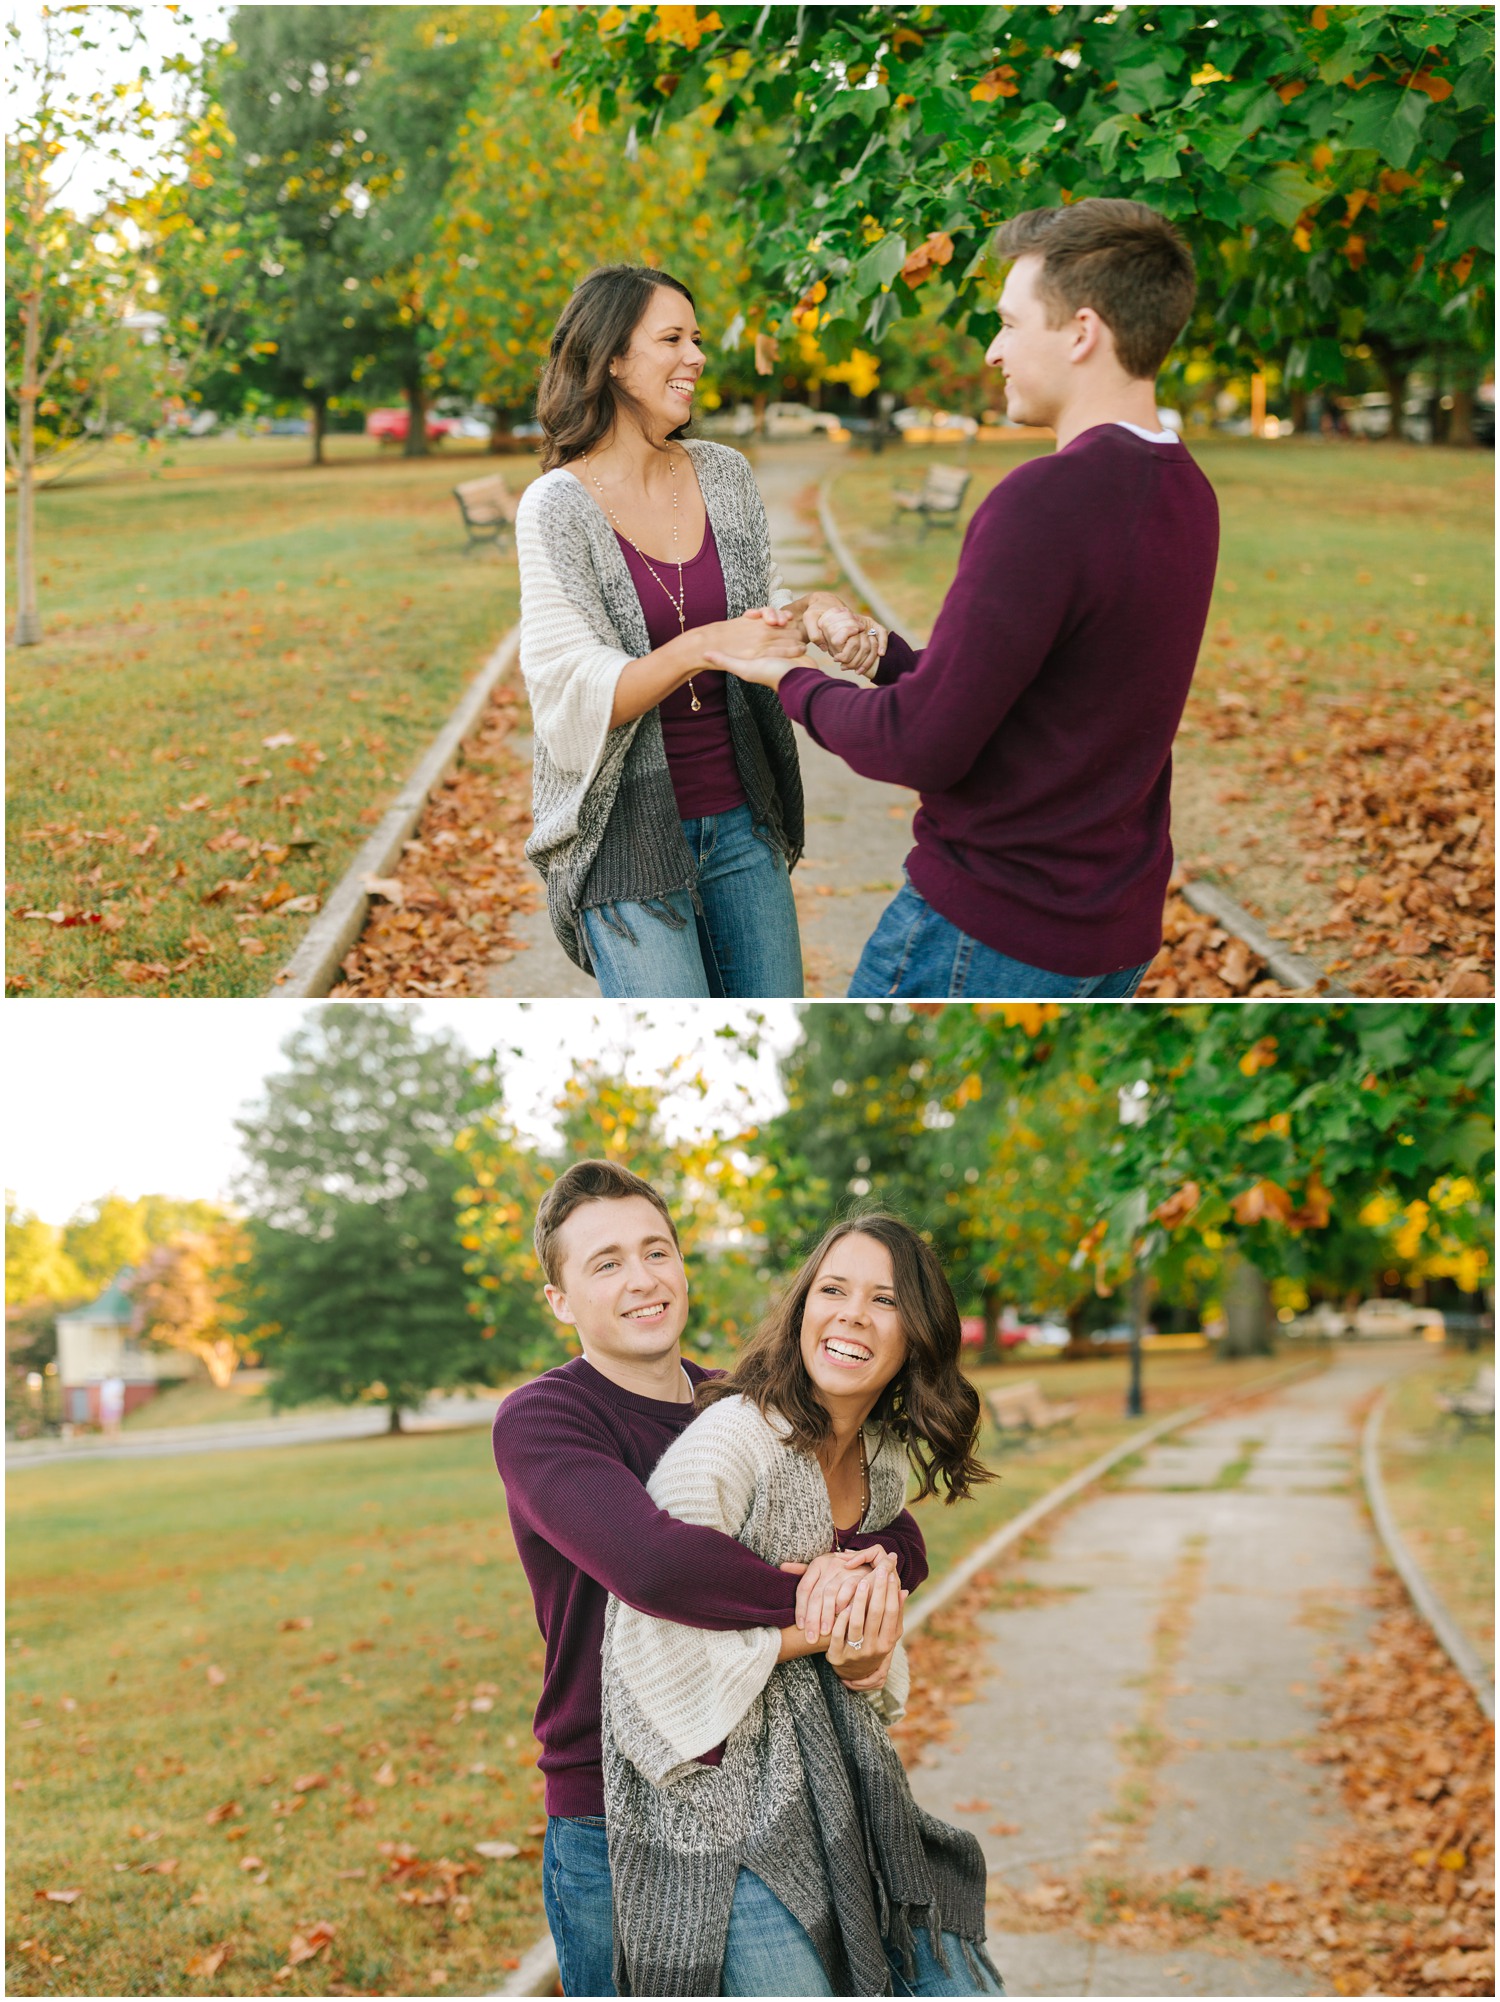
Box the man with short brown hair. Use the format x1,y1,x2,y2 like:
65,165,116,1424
493,1160,928,1995
711,197,1220,999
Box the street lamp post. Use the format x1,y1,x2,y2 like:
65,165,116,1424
1127,1267,1150,1419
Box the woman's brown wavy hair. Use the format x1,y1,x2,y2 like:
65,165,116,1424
696,1213,992,1505
537,264,696,473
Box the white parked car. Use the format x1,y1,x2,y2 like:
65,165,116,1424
1351,1299,1445,1340
762,402,841,440
1284,1303,1351,1340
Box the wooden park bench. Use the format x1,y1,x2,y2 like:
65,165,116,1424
453,474,519,555
891,464,971,537
986,1379,1080,1441
1437,1364,1495,1435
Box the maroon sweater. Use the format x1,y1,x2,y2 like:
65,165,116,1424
779,425,1219,976
491,1354,929,1817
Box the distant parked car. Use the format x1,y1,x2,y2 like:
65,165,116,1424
1285,1303,1350,1340
366,408,460,446
1351,1299,1446,1340
762,401,842,440
959,1317,1030,1350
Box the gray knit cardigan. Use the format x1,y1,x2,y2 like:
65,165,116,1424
601,1395,998,1997
514,440,805,973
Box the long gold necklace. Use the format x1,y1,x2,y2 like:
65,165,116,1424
582,449,700,712
830,1429,870,1552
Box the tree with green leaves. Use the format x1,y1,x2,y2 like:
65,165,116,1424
457,1049,775,1369
236,1005,511,1429
553,6,1493,410
422,6,751,432
5,3,179,644
197,5,394,463
125,1221,255,1388
6,1197,86,1307
943,1000,1494,1376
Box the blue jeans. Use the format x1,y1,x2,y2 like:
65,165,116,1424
542,1817,1002,1997
849,880,1151,999
580,802,803,998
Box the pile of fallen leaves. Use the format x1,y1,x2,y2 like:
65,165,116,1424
1243,683,1493,999
890,1573,998,1771
1137,888,1287,998
332,682,536,996
1230,1575,1495,1996
983,1572,1495,1997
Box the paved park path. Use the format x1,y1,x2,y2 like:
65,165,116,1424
5,1389,504,1470
486,441,914,998
910,1346,1411,1997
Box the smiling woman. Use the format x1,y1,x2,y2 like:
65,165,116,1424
513,262,883,999
598,1212,1003,1997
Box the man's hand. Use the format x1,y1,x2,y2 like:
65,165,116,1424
747,595,887,679
782,1546,887,1644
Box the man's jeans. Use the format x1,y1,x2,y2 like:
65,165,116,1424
543,1816,1004,1997
849,880,1151,1000
580,802,803,999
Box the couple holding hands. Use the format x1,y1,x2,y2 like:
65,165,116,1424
516,197,1220,1000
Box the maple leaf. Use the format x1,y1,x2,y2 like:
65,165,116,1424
1152,1181,1202,1230
900,231,955,290
970,65,1018,102
1232,1179,1295,1227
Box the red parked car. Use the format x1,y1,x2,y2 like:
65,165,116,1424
365,408,460,446
959,1316,1032,1350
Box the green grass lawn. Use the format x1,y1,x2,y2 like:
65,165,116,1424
827,438,1494,986
6,436,531,998
6,1347,1307,1996
1379,1350,1495,1673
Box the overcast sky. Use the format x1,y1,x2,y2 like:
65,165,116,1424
5,1001,804,1225
7,0,231,216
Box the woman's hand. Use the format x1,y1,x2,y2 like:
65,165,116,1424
826,1551,906,1689
709,609,810,660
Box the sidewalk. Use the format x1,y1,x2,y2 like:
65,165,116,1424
909,1347,1411,1996
5,1388,505,1470
486,441,916,997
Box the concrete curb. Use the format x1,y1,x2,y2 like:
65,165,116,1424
816,474,905,635
270,626,520,998
1179,878,1353,998
816,474,1353,1003
495,1353,1324,1996
1361,1381,1495,1720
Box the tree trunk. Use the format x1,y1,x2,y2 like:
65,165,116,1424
195,1340,239,1390
1289,386,1308,435
13,288,43,646
487,406,508,454
403,377,429,458
1449,384,1478,449
309,390,328,467
980,1281,1004,1367
1064,1299,1091,1363
1375,356,1409,442
387,1404,404,1434
1126,1267,1151,1417
1222,1254,1276,1357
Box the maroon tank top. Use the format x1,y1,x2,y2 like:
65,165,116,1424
615,518,745,821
